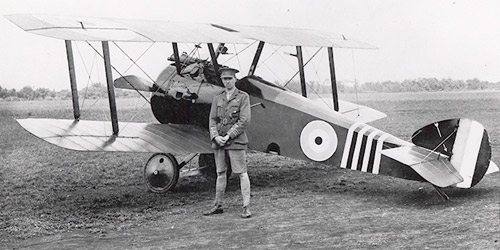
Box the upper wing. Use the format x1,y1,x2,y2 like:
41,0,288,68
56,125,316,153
5,14,375,48
217,24,376,48
5,14,245,43
17,118,212,154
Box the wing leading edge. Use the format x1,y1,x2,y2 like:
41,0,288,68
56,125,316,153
5,14,376,48
17,118,213,154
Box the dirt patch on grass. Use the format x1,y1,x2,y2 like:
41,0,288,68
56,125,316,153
1,94,500,249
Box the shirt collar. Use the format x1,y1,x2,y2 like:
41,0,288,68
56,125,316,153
225,89,237,100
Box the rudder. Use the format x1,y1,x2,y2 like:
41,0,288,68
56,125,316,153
412,118,495,188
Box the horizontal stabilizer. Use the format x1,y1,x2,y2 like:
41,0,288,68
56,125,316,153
382,146,464,187
17,118,212,154
114,75,154,92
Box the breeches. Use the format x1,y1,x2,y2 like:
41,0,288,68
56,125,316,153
214,149,247,174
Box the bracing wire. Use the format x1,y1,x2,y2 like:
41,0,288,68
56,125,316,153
74,41,207,134
122,42,156,74
80,55,97,111
233,44,242,71
283,47,322,88
276,47,299,72
306,47,326,85
121,43,204,132
221,40,257,65
263,63,286,84
113,41,157,84
268,46,330,109
297,49,332,108
154,43,200,91
351,49,360,117
256,44,282,69
74,41,97,112
408,130,422,142
302,48,332,108
85,41,151,104
421,128,457,161
76,41,108,116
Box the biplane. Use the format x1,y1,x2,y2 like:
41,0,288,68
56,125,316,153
5,14,498,199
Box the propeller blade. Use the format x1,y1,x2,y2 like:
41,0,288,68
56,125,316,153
114,75,154,92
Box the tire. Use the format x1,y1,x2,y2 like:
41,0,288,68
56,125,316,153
143,153,179,193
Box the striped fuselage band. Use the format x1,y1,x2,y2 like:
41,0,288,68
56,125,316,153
341,123,391,174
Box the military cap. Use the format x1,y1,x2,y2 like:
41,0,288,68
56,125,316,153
219,67,239,76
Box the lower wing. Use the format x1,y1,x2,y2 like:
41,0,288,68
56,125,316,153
17,118,212,154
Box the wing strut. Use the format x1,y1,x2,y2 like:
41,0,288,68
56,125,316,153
248,41,265,76
327,47,339,111
171,42,182,75
207,43,222,86
296,46,307,97
102,41,119,135
64,40,80,120
215,43,225,59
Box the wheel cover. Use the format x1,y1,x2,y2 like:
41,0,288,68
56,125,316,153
144,153,179,192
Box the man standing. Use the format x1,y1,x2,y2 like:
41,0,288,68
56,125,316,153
204,67,252,218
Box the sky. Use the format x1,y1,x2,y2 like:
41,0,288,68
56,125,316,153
1,0,500,91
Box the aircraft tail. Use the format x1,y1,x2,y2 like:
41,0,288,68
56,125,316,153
411,118,498,188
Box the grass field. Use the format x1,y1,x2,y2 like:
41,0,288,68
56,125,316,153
1,91,499,249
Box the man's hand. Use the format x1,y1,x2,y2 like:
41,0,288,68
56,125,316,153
215,136,226,146
221,135,230,144
215,135,230,146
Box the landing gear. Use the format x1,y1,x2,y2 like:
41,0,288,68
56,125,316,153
144,153,179,193
143,153,231,192
198,153,231,183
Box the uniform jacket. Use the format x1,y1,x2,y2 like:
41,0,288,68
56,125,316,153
209,88,251,149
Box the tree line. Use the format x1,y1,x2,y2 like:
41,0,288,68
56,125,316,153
284,77,500,94
0,82,137,101
2,78,499,101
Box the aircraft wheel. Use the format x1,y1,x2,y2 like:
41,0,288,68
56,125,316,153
198,153,231,183
144,153,179,193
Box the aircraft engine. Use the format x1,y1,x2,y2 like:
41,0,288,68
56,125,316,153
150,93,211,127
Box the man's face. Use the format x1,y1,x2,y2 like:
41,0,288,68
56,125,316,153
221,74,236,91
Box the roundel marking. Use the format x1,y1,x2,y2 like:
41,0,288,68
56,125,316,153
300,120,338,162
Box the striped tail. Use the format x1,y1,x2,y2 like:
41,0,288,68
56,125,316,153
412,118,498,188
340,122,412,175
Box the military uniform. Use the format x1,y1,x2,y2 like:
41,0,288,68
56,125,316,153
205,67,252,219
209,89,250,149
209,89,251,173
